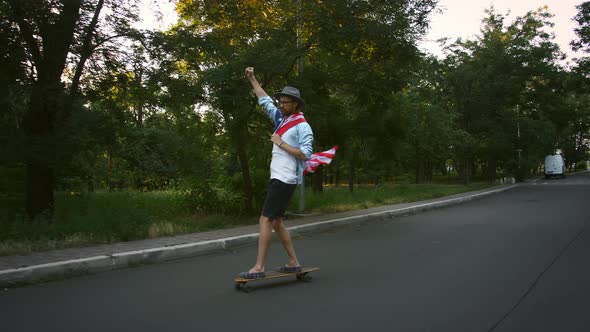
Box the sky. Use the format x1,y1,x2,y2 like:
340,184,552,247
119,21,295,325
136,0,178,31
137,0,586,62
420,0,585,62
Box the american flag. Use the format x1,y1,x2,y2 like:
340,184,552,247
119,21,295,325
304,146,338,175
275,112,306,136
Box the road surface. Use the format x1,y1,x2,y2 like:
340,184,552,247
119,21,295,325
1,173,588,331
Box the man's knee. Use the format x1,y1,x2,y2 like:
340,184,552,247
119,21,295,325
272,218,285,230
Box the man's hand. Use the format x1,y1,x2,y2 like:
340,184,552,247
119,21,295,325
245,67,255,80
270,134,307,160
245,66,267,98
270,133,283,146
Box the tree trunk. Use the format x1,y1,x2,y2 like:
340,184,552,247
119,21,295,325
462,156,471,185
107,150,114,192
234,127,253,214
24,156,55,218
70,0,105,96
135,68,144,127
136,103,144,127
348,149,357,192
415,159,424,184
10,0,82,219
485,157,497,183
348,166,354,192
23,83,60,218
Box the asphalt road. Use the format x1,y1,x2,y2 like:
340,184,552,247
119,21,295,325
1,173,589,332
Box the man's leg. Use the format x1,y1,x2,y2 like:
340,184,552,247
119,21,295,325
272,218,300,267
249,215,273,273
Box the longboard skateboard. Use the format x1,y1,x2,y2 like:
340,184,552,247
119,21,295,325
234,267,319,292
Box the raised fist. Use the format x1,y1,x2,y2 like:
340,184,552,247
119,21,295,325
245,67,255,79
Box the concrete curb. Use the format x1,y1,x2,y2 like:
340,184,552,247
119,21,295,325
0,184,516,287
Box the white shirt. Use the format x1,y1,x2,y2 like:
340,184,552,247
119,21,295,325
259,96,313,184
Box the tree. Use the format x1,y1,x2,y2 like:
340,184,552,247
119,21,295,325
171,1,276,213
171,0,439,198
5,0,83,218
566,2,590,169
4,0,141,218
442,6,563,182
0,1,29,165
573,2,590,49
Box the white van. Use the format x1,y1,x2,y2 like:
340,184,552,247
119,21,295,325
544,154,566,179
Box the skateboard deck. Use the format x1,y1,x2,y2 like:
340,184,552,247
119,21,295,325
234,267,319,292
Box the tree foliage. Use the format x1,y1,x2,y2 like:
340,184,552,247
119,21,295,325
439,7,569,182
1,0,588,222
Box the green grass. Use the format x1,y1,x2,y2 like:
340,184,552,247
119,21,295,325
0,191,253,256
295,182,494,213
0,182,496,256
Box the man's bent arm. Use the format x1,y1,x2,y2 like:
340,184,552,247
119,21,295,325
280,143,308,161
270,126,313,161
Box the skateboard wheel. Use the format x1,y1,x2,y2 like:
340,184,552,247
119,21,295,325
235,282,253,292
296,273,311,281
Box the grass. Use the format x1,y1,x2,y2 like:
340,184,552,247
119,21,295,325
297,182,494,213
0,181,496,256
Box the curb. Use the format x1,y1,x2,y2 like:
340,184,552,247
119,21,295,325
0,185,516,287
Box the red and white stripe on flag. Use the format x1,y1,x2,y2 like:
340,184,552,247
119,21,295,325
304,146,338,175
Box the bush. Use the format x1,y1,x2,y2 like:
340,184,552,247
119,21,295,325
182,180,243,215
394,173,415,184
0,164,25,222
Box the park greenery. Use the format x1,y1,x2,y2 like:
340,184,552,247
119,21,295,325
1,0,590,252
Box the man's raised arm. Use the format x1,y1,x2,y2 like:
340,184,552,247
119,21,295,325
245,67,268,99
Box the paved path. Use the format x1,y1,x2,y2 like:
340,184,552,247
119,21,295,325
1,173,588,331
0,184,517,287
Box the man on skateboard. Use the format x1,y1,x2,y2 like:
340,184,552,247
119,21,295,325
239,67,314,279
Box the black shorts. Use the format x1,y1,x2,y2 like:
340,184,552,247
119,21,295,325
261,179,297,219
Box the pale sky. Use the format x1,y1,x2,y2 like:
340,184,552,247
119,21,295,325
136,0,178,31
137,0,585,62
420,0,585,61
